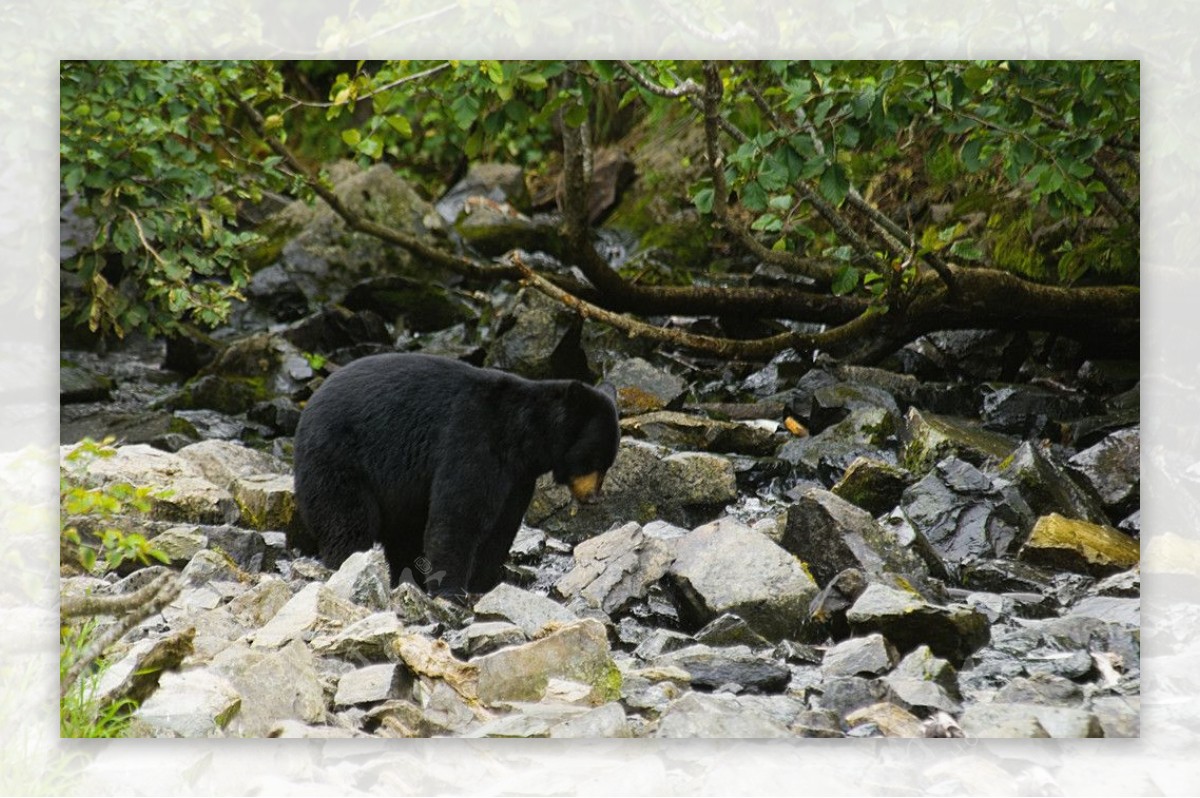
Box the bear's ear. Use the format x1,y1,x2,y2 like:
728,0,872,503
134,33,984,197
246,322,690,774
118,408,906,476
596,381,618,407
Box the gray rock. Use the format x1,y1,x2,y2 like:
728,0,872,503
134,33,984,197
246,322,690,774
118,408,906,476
509,526,546,563
961,703,1102,738
231,474,297,533
528,439,737,542
654,644,790,693
884,645,962,713
846,582,990,667
334,663,413,706
1068,426,1140,517
654,692,791,738
900,456,1033,565
484,289,585,380
446,621,527,658
792,709,844,738
633,628,694,661
555,521,674,615
135,668,241,737
809,382,901,432
1090,695,1139,738
60,362,114,403
391,582,471,629
454,199,556,257
779,407,900,485
410,679,483,736
548,702,631,738
148,527,208,566
176,439,290,488
326,548,391,611
473,582,576,637
620,411,779,457
783,487,937,587
1068,595,1140,626
901,407,1018,475
226,577,292,628
813,676,895,717
437,162,530,222
95,628,195,706
311,611,405,662
666,517,818,642
202,525,270,572
995,673,1083,706
999,440,1110,526
181,549,245,586
466,703,590,738
473,619,619,706
694,614,771,649
251,582,369,648
268,721,364,738
210,639,326,736
979,382,1091,436
830,456,913,516
821,634,897,679
606,358,686,414
845,702,925,738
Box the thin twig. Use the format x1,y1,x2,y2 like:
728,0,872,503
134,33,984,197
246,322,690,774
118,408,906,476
281,61,452,113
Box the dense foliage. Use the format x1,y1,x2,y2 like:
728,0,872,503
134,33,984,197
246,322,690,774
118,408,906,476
60,60,1138,342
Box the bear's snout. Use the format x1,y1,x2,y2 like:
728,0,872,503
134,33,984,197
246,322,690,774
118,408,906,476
568,471,605,504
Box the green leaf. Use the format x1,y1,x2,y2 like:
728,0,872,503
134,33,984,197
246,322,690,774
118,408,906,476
961,139,984,172
386,114,413,138
757,154,789,192
340,128,361,147
564,103,588,128
831,265,859,295
692,187,714,214
948,238,984,261
819,163,849,207
741,180,768,212
750,213,783,232
449,94,480,130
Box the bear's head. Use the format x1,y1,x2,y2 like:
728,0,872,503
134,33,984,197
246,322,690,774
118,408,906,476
554,381,620,504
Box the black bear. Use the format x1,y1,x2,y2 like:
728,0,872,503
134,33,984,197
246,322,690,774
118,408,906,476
293,352,619,599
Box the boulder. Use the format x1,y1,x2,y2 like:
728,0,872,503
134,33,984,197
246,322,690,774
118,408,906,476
135,668,241,738
844,702,925,738
654,692,791,738
325,548,391,611
901,408,1017,475
666,517,819,642
1018,513,1140,577
334,664,413,707
779,407,900,485
820,634,897,679
960,703,1102,738
1068,426,1140,519
605,357,687,414
251,582,369,648
554,522,675,615
999,440,1110,526
473,583,577,637
209,639,326,737
473,619,619,706
620,411,779,457
830,457,913,516
883,645,962,713
846,582,990,667
653,644,791,693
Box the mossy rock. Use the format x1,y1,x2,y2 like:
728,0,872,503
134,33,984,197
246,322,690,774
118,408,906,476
1018,513,1139,577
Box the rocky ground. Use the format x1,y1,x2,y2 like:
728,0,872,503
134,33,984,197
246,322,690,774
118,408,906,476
59,160,1140,738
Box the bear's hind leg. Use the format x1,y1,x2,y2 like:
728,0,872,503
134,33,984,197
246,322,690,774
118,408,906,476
297,468,381,572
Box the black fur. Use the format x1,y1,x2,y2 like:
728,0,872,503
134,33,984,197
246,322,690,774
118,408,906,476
293,353,619,598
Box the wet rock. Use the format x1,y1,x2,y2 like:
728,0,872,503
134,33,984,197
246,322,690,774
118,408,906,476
324,549,391,612
979,382,1092,437
806,568,869,641
343,274,473,333
437,162,530,222
1093,567,1140,598
312,611,404,662
900,456,1033,566
994,673,1083,706
783,487,936,588
445,621,527,658
606,357,687,414
694,614,771,649
814,676,895,717
1018,513,1139,578
251,582,369,648
653,644,790,693
846,582,990,667
248,397,302,436
901,408,1018,475
334,663,413,707
883,645,962,713
620,411,779,457
743,351,814,400
548,702,631,738
484,289,588,381
528,439,736,542
1067,595,1140,626
821,634,897,679
960,703,1102,738
999,440,1110,526
473,583,577,637
845,702,925,738
654,692,791,738
830,457,912,516
473,618,619,706
555,522,674,616
61,361,114,403
779,407,899,486
666,517,818,642
1068,426,1139,519
959,558,1057,594
809,382,900,434
209,639,326,736
244,262,310,322
135,668,242,737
